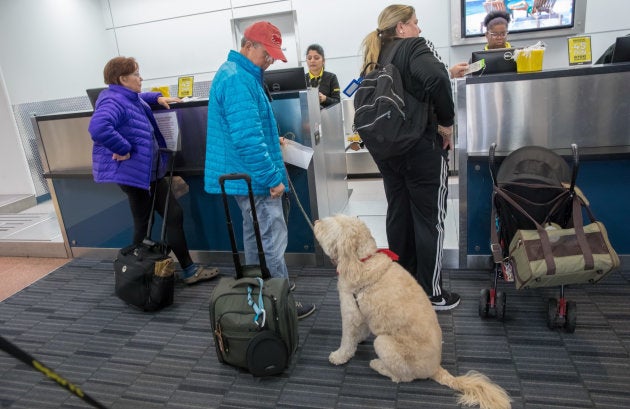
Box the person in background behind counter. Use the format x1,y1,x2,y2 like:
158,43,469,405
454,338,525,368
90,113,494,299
88,56,219,285
483,10,512,50
304,44,340,107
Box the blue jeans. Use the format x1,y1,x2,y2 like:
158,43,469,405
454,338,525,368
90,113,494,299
235,195,289,280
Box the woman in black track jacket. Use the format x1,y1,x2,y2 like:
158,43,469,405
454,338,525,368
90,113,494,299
359,4,460,311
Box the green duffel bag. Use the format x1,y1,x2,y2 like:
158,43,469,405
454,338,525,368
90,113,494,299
209,276,298,376
509,221,620,290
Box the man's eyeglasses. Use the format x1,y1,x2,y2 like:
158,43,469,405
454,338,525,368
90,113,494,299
254,43,275,64
264,53,275,64
488,31,508,38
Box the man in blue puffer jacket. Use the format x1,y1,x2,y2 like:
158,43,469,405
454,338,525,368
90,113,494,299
205,22,315,319
90,56,219,285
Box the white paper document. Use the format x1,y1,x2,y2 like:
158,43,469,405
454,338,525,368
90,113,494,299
281,139,314,169
154,111,180,151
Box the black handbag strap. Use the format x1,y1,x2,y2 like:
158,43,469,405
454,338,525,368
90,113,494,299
491,187,556,274
492,186,596,275
571,194,595,270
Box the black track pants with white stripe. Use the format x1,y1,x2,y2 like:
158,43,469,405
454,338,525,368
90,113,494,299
375,135,449,298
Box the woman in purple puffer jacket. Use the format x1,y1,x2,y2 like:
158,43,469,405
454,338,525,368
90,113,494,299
88,56,218,284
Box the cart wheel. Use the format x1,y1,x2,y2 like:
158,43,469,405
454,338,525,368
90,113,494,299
547,298,558,329
479,288,490,318
565,301,577,333
495,291,507,321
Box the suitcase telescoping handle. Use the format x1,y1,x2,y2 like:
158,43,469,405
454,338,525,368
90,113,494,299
144,148,176,253
218,173,271,280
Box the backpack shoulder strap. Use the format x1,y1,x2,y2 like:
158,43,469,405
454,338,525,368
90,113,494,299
359,39,405,77
381,39,405,65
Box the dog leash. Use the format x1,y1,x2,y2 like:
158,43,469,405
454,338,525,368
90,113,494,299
284,163,314,232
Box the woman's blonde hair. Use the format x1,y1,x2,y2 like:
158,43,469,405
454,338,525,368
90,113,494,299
360,4,415,75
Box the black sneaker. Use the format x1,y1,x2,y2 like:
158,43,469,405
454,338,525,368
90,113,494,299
430,291,460,311
296,302,316,320
289,281,296,292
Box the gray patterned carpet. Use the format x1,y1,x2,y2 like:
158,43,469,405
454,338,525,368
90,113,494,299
1,259,629,408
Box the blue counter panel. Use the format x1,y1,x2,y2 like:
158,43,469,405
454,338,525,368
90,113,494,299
53,173,314,253
467,157,630,256
52,179,132,247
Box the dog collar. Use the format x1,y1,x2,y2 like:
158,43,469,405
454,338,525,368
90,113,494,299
360,249,399,262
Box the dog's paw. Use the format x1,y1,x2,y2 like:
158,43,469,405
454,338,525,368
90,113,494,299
329,349,352,365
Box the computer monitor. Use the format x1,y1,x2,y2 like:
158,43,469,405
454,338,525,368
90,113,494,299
470,48,517,76
263,67,307,93
611,36,630,63
86,87,107,109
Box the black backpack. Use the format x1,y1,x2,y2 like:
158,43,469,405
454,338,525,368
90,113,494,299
353,40,430,161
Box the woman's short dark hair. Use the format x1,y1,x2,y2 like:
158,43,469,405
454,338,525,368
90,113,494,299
103,56,138,85
306,44,325,58
483,10,511,29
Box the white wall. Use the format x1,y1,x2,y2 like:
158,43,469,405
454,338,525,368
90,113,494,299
0,66,34,195
0,0,628,198
0,0,456,105
0,0,112,196
0,0,115,104
1,0,628,105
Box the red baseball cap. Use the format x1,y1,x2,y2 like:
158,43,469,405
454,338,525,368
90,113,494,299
244,21,287,63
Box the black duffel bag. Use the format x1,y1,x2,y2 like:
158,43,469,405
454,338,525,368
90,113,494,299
114,239,175,311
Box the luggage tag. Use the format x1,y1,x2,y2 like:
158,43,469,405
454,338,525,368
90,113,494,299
247,278,266,327
343,77,363,97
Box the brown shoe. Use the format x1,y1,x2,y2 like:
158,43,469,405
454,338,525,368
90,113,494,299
183,266,219,285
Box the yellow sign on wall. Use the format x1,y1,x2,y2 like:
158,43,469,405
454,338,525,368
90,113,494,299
568,36,592,65
177,76,194,98
150,86,170,97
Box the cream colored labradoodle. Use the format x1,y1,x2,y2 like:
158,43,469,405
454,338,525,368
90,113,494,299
314,214,511,409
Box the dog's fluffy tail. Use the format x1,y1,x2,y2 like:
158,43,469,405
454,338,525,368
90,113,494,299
431,366,512,409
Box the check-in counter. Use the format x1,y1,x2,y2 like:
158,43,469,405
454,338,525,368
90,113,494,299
456,63,630,269
33,89,348,265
